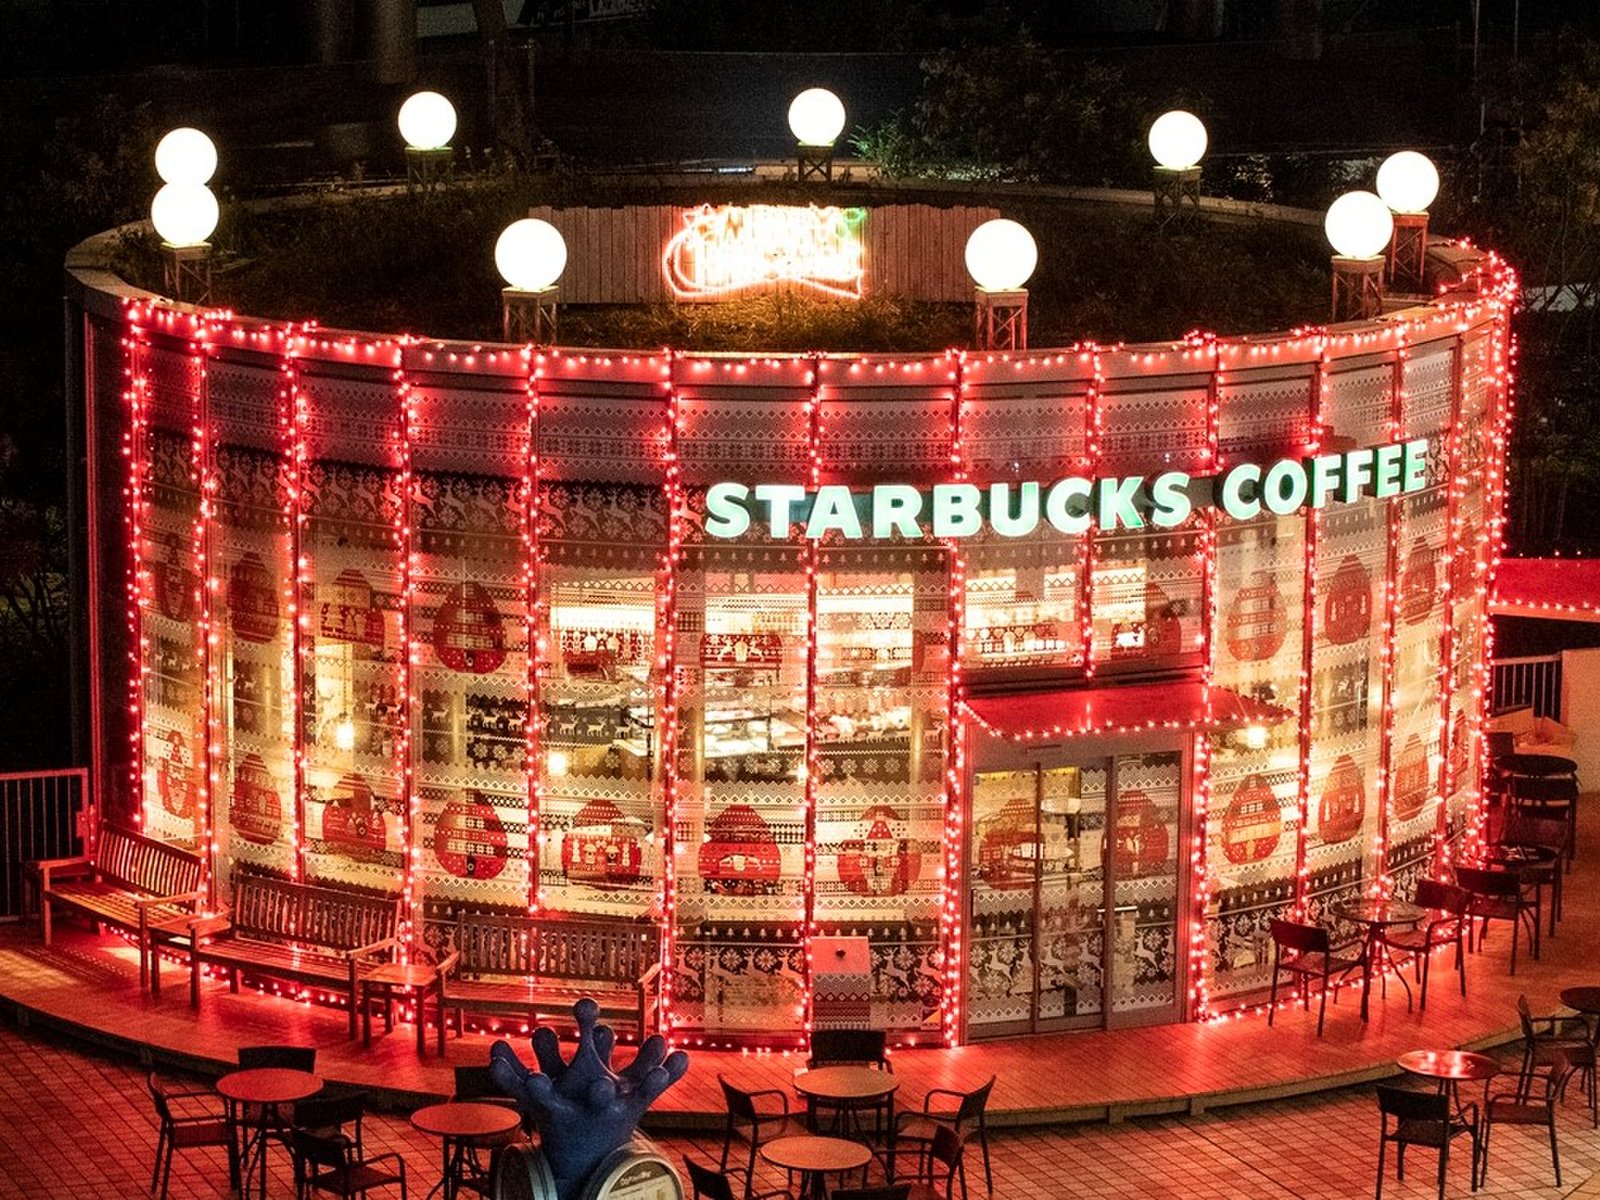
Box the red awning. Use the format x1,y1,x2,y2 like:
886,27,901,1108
963,680,1292,742
1490,557,1600,623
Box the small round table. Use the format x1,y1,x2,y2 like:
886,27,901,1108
1499,753,1577,778
760,1134,871,1200
216,1068,323,1200
361,961,443,1056
794,1065,900,1140
1330,899,1425,1022
1560,987,1600,1015
1398,1050,1499,1125
411,1101,523,1200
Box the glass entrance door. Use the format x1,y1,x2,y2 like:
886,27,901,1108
966,746,1184,1037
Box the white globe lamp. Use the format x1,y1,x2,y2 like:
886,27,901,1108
497,219,567,341
1375,151,1439,214
1325,191,1394,260
155,128,217,186
1148,111,1207,171
398,91,457,151
496,219,567,292
1375,151,1439,289
788,88,847,147
1326,191,1394,321
966,219,1036,350
965,219,1037,292
150,183,219,247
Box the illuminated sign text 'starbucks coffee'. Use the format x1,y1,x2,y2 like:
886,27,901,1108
705,438,1429,540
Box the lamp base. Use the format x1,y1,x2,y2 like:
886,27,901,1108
1331,256,1385,322
974,288,1028,351
160,242,213,305
797,144,835,183
503,286,559,343
1152,166,1202,232
406,146,455,192
1387,211,1429,291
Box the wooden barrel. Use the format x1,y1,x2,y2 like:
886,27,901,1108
492,1144,558,1200
575,1135,684,1200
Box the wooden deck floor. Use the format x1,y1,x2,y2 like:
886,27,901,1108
3,806,1596,1132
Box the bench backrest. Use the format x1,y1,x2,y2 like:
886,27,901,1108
95,826,202,900
231,874,399,953
456,912,658,983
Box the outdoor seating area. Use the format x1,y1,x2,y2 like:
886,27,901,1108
1378,986,1600,1199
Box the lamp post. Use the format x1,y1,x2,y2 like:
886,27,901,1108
788,88,846,183
1148,110,1207,231
1376,151,1439,291
399,91,457,191
1325,191,1394,322
152,129,220,304
966,218,1037,351
497,218,567,342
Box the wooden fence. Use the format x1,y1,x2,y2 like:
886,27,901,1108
527,202,1000,304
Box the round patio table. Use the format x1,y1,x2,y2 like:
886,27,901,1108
412,1101,523,1200
1560,988,1600,1015
1397,1050,1499,1125
1499,753,1577,777
795,1065,899,1140
217,1067,323,1200
1330,898,1425,1022
760,1134,871,1200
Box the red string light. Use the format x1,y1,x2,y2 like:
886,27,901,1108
109,245,1518,1041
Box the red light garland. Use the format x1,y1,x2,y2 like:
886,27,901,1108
108,247,1518,1041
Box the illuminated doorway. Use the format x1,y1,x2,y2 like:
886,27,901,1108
965,743,1186,1037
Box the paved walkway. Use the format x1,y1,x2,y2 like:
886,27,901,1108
0,1017,1597,1199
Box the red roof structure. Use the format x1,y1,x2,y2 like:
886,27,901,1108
963,680,1292,742
1490,558,1600,623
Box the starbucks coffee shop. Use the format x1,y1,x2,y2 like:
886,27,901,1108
71,186,1515,1046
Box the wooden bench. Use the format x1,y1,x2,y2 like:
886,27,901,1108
182,874,401,1038
28,825,202,991
439,912,661,1039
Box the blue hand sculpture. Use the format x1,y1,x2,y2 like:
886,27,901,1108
489,998,689,1199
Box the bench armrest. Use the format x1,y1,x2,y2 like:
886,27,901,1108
136,890,201,910
32,856,92,886
637,961,662,989
188,911,232,938
347,936,398,963
436,950,460,979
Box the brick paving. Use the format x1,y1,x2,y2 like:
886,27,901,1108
0,1018,1597,1199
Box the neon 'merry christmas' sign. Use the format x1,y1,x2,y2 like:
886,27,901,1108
706,438,1430,540
663,203,866,300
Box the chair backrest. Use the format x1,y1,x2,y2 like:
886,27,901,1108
1517,993,1535,1041
718,1074,761,1122
682,1157,737,1200
809,1028,888,1069
928,1125,964,1192
1486,731,1516,760
1268,918,1329,955
238,1044,317,1072
291,1128,352,1177
146,1073,181,1127
956,1076,997,1124
1456,865,1518,899
834,1188,913,1200
1377,1084,1449,1127
454,1065,503,1101
1413,877,1468,916
293,1092,365,1139
1502,814,1567,853
1510,774,1578,804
